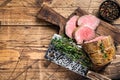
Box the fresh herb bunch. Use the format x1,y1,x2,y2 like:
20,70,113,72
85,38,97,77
51,35,92,67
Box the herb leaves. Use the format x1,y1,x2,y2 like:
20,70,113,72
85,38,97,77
51,36,92,67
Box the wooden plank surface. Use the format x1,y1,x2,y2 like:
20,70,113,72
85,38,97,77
0,0,120,80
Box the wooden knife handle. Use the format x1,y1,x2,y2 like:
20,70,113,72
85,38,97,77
87,71,111,80
37,5,67,34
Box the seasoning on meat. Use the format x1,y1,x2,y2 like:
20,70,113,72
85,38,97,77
83,35,116,67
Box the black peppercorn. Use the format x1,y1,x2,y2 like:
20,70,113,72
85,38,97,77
98,0,120,22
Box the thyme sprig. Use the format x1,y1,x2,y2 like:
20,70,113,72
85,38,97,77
51,36,92,67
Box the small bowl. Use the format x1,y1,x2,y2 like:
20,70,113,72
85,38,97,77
98,0,120,22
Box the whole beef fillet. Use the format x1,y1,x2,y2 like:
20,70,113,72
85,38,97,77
83,36,116,67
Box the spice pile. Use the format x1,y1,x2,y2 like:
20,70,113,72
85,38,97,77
98,0,120,22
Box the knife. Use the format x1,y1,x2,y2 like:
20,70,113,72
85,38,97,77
45,34,111,80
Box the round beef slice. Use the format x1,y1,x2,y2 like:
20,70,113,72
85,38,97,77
65,15,79,38
73,26,95,44
77,14,100,30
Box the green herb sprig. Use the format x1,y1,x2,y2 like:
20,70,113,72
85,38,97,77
51,36,92,67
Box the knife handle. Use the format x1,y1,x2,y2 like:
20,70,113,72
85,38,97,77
87,71,111,80
37,5,67,34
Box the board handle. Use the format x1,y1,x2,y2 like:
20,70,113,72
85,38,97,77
37,5,67,34
87,71,111,80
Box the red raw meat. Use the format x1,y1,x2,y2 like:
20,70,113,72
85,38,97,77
65,15,79,38
77,14,100,30
74,26,95,44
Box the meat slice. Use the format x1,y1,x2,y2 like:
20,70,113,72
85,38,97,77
73,26,95,44
83,36,116,67
65,15,79,38
85,36,105,43
77,14,100,30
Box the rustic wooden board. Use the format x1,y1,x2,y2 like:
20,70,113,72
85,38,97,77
0,0,120,80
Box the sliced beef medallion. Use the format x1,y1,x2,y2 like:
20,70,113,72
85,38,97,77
65,15,79,38
77,14,100,30
73,26,95,44
83,35,116,67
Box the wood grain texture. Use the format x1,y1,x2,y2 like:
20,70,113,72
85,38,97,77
0,0,120,80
